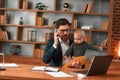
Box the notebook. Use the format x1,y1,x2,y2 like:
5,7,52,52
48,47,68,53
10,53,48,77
71,55,114,76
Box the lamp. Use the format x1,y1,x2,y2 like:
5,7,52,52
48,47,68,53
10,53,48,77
0,53,6,71
118,41,120,63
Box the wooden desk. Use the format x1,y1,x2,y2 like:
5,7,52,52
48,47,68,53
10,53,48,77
0,61,119,80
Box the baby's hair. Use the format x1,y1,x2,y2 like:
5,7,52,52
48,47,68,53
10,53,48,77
74,29,85,40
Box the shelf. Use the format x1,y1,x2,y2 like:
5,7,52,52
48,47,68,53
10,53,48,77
0,8,110,16
0,0,112,64
0,24,53,29
74,12,110,16
91,29,109,32
0,40,46,44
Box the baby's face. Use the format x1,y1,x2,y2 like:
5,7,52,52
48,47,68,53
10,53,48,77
74,34,84,44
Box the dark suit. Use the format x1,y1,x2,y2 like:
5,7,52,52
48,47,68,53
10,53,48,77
42,39,73,66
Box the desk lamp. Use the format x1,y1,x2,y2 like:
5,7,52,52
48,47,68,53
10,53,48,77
118,48,120,63
118,41,120,63
0,53,6,71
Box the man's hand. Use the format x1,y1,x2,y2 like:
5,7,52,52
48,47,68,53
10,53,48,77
54,31,59,46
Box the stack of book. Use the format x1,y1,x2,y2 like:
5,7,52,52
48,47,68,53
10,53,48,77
73,19,78,29
0,15,4,24
0,12,8,24
36,17,44,26
101,21,109,30
85,35,89,43
0,29,9,40
22,0,28,9
81,25,93,29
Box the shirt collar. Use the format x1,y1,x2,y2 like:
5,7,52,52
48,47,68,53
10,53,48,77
59,38,69,45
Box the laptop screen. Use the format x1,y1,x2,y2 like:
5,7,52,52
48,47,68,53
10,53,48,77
87,55,114,76
71,55,114,76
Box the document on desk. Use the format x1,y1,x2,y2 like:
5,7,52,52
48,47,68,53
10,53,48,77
45,71,73,77
32,66,59,72
0,63,19,68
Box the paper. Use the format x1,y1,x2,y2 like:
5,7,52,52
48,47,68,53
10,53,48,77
45,67,59,72
32,66,59,72
32,66,46,71
0,63,19,68
78,74,86,78
45,71,73,77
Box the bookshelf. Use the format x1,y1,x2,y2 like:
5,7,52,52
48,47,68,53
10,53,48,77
0,0,112,64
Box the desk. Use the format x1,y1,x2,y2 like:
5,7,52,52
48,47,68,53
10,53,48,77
0,61,119,80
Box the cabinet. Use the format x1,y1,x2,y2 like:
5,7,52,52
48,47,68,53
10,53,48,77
0,0,112,64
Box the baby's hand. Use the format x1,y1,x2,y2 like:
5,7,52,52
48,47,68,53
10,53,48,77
99,46,103,52
63,56,67,60
70,59,80,68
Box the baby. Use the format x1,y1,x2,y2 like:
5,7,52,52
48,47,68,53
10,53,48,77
63,29,103,68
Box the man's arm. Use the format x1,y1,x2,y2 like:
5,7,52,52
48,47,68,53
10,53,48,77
42,39,57,64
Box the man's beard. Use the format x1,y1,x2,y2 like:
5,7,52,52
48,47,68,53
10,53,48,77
61,35,69,42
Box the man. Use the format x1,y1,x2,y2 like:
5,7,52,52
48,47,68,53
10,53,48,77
42,18,73,66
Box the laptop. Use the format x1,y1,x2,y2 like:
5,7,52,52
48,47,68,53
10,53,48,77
71,55,114,76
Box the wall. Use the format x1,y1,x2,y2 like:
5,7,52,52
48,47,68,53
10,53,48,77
111,0,120,58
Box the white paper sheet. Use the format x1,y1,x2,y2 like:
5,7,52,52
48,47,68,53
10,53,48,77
32,66,46,71
32,66,59,72
0,63,19,68
45,71,73,77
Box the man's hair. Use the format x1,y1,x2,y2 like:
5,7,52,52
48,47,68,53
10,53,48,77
53,18,71,29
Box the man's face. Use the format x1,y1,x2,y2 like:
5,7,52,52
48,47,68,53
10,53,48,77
58,24,70,41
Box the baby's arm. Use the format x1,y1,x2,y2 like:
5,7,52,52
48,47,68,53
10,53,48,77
63,56,68,60
98,46,103,51
87,43,103,52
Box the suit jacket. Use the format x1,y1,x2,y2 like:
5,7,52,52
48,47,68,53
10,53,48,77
42,38,73,67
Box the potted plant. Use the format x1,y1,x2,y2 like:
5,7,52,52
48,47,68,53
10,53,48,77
35,2,47,10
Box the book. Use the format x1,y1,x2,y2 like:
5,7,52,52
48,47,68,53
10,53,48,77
3,31,9,40
32,66,59,72
36,17,44,26
45,33,49,42
101,21,109,30
0,15,4,24
82,4,88,13
73,19,78,29
85,35,89,43
22,0,28,9
0,31,7,40
86,3,92,13
0,29,4,40
100,38,108,46
4,12,7,24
